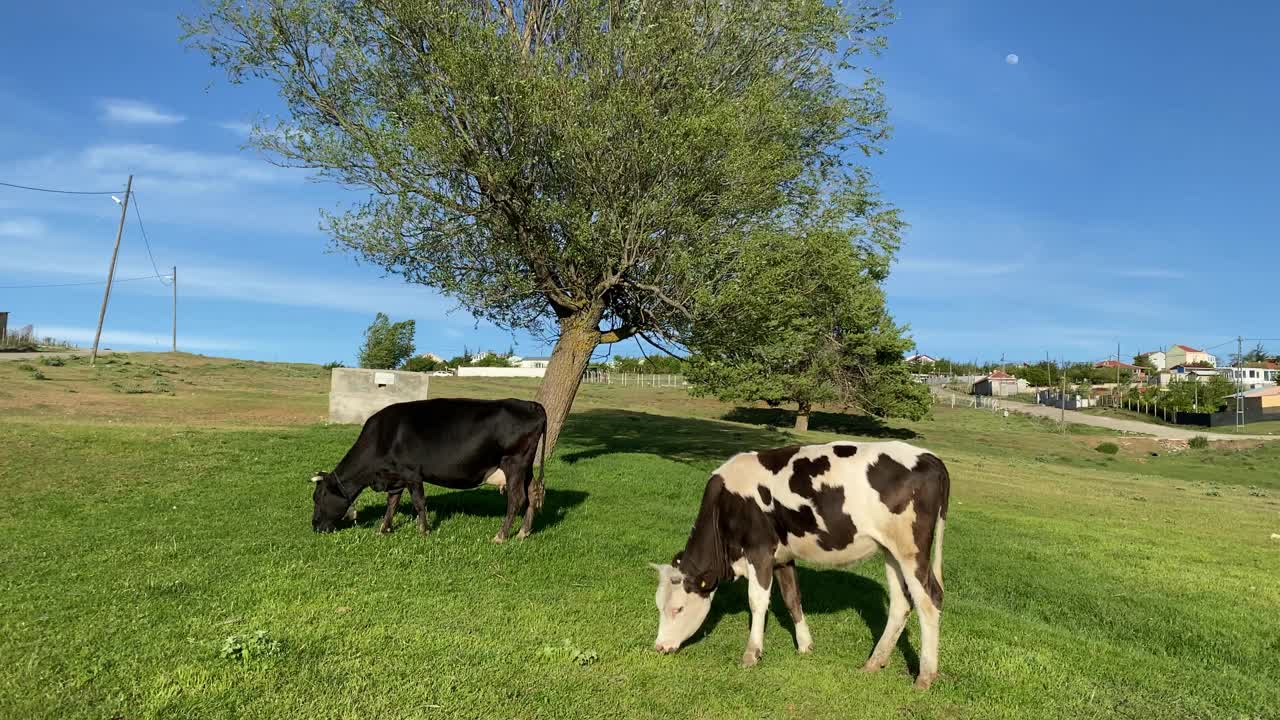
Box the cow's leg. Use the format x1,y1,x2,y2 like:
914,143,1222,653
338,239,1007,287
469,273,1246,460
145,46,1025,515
408,482,429,534
492,462,527,544
516,461,536,539
863,554,912,672
742,557,774,667
901,565,942,690
378,491,403,534
773,562,812,653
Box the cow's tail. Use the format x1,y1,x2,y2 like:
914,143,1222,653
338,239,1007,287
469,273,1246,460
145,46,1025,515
530,406,548,512
931,458,951,592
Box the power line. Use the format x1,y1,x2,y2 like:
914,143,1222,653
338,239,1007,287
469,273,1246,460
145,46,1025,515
0,180,123,195
128,192,169,286
0,274,169,290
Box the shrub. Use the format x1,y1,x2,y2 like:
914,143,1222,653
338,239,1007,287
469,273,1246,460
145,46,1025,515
322,361,346,370
1094,442,1120,455
38,356,65,367
1188,435,1209,450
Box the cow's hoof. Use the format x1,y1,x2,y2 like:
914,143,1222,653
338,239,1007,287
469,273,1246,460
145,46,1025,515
740,647,761,668
516,529,530,540
860,658,886,673
913,673,937,691
491,533,507,544
417,524,430,535
797,640,814,654
378,527,393,535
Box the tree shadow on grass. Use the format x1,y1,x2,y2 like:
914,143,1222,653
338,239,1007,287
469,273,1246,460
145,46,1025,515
557,408,801,467
721,407,918,440
352,488,587,535
687,565,920,674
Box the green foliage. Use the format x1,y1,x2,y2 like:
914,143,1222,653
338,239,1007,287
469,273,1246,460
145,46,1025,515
1133,354,1156,371
38,356,65,367
219,630,283,663
1094,442,1120,455
686,196,928,423
402,356,442,373
605,355,688,375
471,352,517,368
538,638,599,667
321,361,346,370
357,313,416,370
182,0,900,431
1189,436,1210,450
1010,362,1056,387
1163,376,1236,413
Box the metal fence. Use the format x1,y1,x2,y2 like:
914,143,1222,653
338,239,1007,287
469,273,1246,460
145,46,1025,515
581,371,687,388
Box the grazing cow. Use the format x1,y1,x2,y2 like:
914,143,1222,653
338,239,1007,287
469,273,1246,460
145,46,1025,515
651,441,950,689
310,398,547,542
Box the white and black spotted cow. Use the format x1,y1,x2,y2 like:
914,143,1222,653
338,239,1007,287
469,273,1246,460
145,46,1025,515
651,440,950,690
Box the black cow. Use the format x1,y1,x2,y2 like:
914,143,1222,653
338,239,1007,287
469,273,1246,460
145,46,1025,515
310,398,547,542
652,440,950,690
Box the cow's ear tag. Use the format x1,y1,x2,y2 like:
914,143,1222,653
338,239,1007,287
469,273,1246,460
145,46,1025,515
700,580,707,588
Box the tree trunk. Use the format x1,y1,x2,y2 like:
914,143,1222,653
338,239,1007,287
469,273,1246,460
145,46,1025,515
794,401,811,432
535,308,604,459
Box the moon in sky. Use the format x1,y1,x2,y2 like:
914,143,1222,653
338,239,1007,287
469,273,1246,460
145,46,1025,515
1005,53,1020,65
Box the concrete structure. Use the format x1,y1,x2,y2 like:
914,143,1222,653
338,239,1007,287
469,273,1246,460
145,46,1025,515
1157,365,1221,387
1165,344,1216,369
972,370,1024,397
515,356,552,369
905,353,937,365
1136,350,1166,371
328,367,429,425
1036,390,1098,410
456,366,546,378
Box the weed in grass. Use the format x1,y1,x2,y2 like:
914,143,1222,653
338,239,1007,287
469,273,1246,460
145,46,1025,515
219,630,283,663
1095,442,1120,455
16,362,35,372
1188,435,1210,449
38,357,64,367
539,639,599,667
31,370,47,381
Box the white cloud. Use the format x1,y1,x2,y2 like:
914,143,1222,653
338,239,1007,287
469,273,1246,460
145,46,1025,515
1110,267,1187,280
37,325,246,352
0,217,47,237
83,143,282,185
218,121,253,136
894,257,1026,276
100,99,185,126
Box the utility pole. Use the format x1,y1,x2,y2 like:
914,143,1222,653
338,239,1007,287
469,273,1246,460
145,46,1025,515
1060,359,1067,429
1046,350,1053,385
171,266,177,353
1236,335,1245,432
91,175,132,366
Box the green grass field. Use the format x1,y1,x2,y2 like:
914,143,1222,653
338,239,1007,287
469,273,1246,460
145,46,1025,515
2,353,1279,719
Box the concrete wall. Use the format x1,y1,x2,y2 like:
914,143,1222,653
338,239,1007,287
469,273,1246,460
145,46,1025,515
456,366,547,378
328,367,429,425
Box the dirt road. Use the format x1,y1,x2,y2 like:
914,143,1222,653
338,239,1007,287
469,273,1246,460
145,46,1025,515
1000,397,1272,441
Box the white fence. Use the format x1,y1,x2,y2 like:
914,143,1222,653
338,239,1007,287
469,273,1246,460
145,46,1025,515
582,371,687,388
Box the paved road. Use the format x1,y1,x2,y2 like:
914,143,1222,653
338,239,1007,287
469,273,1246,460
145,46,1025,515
933,389,1275,441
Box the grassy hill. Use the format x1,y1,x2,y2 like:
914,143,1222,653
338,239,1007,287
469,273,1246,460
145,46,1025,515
2,353,1278,719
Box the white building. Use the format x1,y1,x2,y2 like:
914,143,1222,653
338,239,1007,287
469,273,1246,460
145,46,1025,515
1218,366,1279,391
516,356,552,369
1136,350,1167,371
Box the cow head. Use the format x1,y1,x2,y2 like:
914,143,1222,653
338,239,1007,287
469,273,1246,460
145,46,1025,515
651,561,715,653
310,471,355,532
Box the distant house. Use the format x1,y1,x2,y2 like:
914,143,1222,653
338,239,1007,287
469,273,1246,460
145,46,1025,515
1219,363,1279,390
905,354,937,365
1136,350,1167,371
972,370,1024,397
1157,365,1221,387
1165,344,1217,369
515,356,552,369
1094,359,1141,372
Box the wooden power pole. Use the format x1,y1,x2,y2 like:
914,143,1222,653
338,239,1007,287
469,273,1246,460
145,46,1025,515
91,175,132,365
171,266,177,353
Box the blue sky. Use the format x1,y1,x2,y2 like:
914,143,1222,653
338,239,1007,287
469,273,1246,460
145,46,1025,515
1,1,1276,366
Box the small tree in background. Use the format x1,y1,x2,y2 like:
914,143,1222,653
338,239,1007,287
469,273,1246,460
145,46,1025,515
686,193,927,432
403,355,442,373
358,313,416,370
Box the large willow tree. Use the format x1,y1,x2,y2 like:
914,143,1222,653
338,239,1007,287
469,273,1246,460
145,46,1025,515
183,0,897,452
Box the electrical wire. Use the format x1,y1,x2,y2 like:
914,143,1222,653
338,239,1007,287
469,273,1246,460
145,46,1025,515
0,274,168,290
0,180,123,195
128,192,169,285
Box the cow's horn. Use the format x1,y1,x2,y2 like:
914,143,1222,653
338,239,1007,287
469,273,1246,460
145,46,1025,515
310,474,323,483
